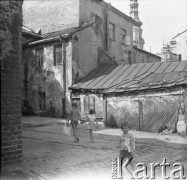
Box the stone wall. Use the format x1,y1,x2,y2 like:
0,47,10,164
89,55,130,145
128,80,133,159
1,0,23,164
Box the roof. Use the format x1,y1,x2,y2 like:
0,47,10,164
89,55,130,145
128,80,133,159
27,23,94,46
70,61,187,94
42,22,94,39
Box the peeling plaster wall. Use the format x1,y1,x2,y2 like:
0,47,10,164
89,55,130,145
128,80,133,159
23,41,73,117
1,0,23,164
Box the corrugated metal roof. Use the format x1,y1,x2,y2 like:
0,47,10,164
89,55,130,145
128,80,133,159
70,61,187,93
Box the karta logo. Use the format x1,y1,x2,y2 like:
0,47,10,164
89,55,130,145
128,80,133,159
111,157,186,179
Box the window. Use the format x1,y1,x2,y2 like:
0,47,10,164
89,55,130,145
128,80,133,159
54,44,62,66
84,96,95,114
121,28,126,45
109,22,115,41
35,48,44,69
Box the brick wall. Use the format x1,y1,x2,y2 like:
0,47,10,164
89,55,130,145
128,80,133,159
1,0,23,164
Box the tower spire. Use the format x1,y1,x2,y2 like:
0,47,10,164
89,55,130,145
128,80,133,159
130,0,142,25
130,0,144,49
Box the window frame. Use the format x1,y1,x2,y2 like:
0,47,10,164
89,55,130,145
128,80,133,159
54,44,63,66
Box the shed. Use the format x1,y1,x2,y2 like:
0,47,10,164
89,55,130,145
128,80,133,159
70,61,187,132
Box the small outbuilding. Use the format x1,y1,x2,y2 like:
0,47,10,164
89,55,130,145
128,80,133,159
70,61,187,132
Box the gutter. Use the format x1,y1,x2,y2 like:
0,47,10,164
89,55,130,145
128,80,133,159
27,22,95,47
28,34,70,46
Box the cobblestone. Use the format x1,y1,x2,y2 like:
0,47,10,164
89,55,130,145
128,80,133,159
1,116,187,180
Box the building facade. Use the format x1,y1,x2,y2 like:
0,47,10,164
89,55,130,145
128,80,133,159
22,0,160,118
23,0,144,67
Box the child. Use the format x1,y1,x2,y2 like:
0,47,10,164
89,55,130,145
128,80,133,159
119,122,135,173
69,102,81,143
82,109,96,143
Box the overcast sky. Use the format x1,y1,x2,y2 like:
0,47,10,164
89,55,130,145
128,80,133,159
105,0,187,54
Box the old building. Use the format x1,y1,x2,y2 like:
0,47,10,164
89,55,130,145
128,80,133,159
1,0,23,164
70,61,187,132
22,0,160,117
171,29,187,61
23,0,159,66
22,23,97,117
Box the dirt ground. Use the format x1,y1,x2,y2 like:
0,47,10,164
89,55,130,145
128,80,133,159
1,116,187,180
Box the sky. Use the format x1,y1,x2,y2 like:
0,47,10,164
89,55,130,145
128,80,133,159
104,0,187,54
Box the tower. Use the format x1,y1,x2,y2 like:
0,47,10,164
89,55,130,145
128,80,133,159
130,0,144,49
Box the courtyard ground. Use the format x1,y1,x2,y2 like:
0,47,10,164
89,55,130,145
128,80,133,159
1,116,187,180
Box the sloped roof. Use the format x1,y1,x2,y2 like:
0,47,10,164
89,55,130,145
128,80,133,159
70,61,187,93
42,22,94,39
27,23,94,46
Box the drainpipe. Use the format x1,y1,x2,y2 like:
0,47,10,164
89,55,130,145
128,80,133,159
63,41,67,118
105,3,110,51
103,94,107,127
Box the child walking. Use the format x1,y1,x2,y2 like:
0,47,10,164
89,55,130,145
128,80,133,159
119,122,135,175
81,109,96,143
